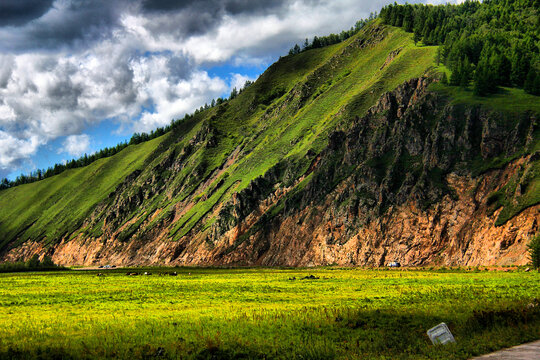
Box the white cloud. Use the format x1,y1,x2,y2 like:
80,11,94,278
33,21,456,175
0,131,42,169
133,62,227,132
230,73,257,92
62,134,91,157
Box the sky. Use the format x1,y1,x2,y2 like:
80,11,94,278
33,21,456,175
0,0,460,180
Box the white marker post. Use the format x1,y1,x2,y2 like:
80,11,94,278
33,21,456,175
427,323,456,345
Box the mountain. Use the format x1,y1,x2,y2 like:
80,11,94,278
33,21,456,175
0,14,538,267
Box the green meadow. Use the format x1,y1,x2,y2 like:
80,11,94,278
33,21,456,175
0,268,539,359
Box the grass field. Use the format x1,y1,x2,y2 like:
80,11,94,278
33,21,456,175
1,268,539,359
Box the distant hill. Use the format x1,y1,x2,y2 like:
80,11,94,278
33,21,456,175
0,2,538,267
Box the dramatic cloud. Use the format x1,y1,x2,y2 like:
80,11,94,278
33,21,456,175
0,0,54,27
0,0,460,176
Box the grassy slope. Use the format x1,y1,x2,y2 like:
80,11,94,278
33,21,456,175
429,66,540,114
0,268,538,359
0,136,167,250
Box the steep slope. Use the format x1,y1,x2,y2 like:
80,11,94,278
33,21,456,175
0,21,538,266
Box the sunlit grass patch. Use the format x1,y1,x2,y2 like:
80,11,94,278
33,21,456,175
0,268,538,359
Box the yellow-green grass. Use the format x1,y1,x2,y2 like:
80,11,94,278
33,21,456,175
0,268,538,359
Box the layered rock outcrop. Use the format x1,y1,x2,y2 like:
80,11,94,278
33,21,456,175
3,78,538,266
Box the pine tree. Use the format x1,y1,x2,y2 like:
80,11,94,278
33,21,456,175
459,57,471,87
510,45,530,87
312,36,321,49
403,6,414,32
473,47,498,95
440,72,448,85
528,235,540,269
524,67,540,95
413,31,422,46
473,64,490,96
0,178,10,190
449,58,462,86
534,73,540,96
493,53,511,86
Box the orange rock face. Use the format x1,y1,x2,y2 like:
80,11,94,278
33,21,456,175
2,78,538,267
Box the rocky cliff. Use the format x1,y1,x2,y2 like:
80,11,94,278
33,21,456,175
3,76,538,267
191,77,539,266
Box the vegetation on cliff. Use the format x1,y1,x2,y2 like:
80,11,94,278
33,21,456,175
529,234,540,268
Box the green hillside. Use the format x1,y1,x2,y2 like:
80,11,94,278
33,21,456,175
0,137,166,249
0,15,538,255
0,21,434,250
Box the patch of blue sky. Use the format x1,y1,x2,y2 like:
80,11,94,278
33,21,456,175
205,61,269,97
7,119,130,180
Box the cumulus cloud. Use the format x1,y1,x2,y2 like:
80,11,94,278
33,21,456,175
132,58,227,132
0,0,461,175
62,134,91,157
230,73,257,92
0,131,42,169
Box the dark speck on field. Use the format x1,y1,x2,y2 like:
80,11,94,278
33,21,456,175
301,275,320,280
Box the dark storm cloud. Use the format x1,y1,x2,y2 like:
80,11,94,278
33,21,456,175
0,0,288,52
0,0,125,52
141,0,287,36
25,1,122,49
142,0,285,14
0,0,54,27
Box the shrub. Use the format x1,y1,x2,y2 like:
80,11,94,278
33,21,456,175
527,234,540,268
0,255,67,273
